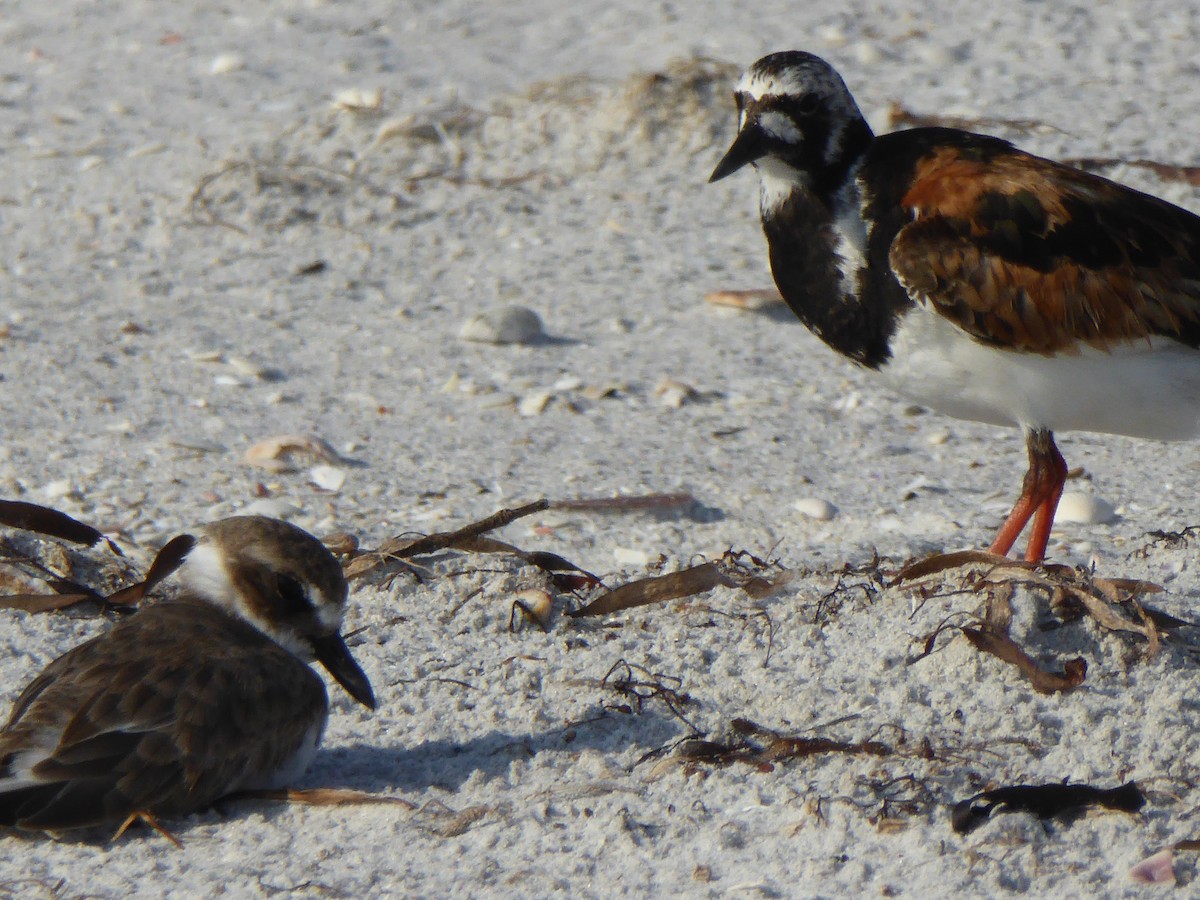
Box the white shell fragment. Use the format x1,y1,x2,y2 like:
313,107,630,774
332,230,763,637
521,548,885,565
309,465,347,493
209,54,245,75
333,88,383,112
794,497,837,521
518,391,553,417
459,306,545,344
41,479,73,500
655,377,696,409
1055,492,1117,525
613,547,652,566
243,434,341,473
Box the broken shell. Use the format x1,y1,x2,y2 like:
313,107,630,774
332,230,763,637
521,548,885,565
1129,848,1175,885
613,547,652,566
244,435,340,473
333,88,383,111
518,391,553,417
459,306,545,345
794,498,837,521
655,377,696,409
514,589,554,629
41,479,73,500
209,54,245,75
1055,492,1117,525
309,465,347,493
226,356,268,379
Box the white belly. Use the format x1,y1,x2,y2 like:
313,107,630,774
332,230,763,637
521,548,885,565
240,720,325,791
877,305,1200,440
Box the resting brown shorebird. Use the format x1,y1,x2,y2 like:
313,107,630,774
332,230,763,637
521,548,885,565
0,516,375,836
710,50,1200,561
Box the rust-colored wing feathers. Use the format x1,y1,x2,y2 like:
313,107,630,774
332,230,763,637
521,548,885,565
890,146,1200,353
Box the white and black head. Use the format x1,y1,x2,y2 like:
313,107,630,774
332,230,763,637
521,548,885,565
178,515,375,709
709,51,872,198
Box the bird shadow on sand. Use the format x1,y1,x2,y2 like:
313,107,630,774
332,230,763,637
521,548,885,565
302,704,683,795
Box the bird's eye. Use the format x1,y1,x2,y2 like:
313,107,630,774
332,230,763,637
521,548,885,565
796,94,819,115
275,574,311,615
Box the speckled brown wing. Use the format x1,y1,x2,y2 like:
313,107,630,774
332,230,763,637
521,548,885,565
0,600,329,830
888,142,1200,354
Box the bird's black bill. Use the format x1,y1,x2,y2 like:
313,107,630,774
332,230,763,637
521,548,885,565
709,123,768,182
312,633,376,709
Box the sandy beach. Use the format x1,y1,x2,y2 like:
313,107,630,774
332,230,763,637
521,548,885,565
3,1,1200,895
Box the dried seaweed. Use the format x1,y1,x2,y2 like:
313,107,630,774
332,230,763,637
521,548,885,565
0,499,121,555
105,534,197,607
951,781,1144,834
961,626,1087,694
570,550,783,617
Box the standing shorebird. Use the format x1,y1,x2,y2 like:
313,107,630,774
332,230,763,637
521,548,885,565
0,515,375,835
710,51,1200,561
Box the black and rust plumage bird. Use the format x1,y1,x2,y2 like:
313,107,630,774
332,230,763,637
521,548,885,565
710,51,1200,561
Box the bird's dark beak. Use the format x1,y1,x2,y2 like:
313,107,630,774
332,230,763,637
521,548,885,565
709,122,768,183
312,632,376,709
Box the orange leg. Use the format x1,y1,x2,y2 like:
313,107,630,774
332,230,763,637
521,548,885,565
112,810,184,848
988,429,1068,562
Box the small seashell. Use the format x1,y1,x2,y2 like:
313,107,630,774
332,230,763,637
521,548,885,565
926,429,951,445
1129,848,1175,885
226,356,267,379
188,348,225,363
655,377,697,409
459,306,545,345
553,375,583,392
209,54,244,75
613,547,652,566
514,588,553,629
309,465,347,493
41,479,73,500
243,434,340,473
794,497,837,521
1055,492,1117,525
333,88,383,111
581,383,623,400
518,391,553,417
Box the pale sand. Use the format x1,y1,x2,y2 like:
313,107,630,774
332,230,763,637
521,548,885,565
1,1,1200,896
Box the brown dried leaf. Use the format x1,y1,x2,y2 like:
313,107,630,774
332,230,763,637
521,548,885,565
1063,585,1153,640
552,492,697,513
961,626,1086,694
0,500,120,553
0,593,100,613
378,500,549,559
569,561,733,617
106,534,197,607
894,550,1026,583
983,582,1015,631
